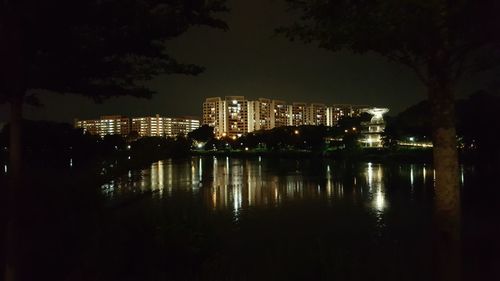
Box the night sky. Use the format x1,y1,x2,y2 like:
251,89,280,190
0,0,492,124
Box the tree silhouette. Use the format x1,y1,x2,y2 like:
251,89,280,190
0,1,227,280
0,0,227,177
279,0,500,279
188,124,215,142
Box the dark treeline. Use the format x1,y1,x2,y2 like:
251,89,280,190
0,114,373,168
1,91,498,167
0,121,192,168
197,113,372,154
385,92,500,163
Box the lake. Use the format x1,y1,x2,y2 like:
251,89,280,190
3,156,499,280
96,156,498,280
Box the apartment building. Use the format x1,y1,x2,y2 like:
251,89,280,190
225,96,249,138
131,114,164,137
201,96,376,138
75,115,130,137
290,103,307,126
327,104,370,125
167,117,200,136
272,100,289,128
203,97,226,137
306,103,327,126
249,98,273,131
77,115,199,138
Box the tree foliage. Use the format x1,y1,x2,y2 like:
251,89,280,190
188,124,215,142
279,0,500,85
0,0,228,104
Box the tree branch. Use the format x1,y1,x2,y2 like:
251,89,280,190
386,50,429,85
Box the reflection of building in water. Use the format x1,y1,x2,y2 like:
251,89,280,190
365,162,387,213
359,108,389,148
204,157,344,213
102,158,394,220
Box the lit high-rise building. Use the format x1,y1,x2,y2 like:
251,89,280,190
203,97,226,137
351,105,370,117
201,97,377,137
131,114,164,137
330,105,350,125
306,103,327,126
225,96,249,138
291,102,307,126
77,115,199,138
132,115,200,137
167,117,200,137
271,100,289,128
99,115,130,137
75,115,130,137
327,104,370,125
74,119,100,136
249,98,273,131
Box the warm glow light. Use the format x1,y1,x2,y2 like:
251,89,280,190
375,190,385,211
410,165,414,186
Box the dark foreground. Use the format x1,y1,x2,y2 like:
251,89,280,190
1,157,499,281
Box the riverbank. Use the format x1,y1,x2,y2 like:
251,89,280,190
192,147,490,165
1,147,483,181
193,147,434,163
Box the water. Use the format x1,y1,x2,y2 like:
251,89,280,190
4,156,498,280
97,156,499,280
104,157,441,216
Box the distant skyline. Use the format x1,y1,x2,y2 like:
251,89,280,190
0,0,496,124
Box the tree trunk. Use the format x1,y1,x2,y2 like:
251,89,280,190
8,97,23,181
428,80,461,281
2,9,25,281
4,97,23,281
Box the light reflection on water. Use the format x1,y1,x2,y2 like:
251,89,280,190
102,157,440,219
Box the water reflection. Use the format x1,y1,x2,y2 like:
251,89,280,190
365,162,386,213
461,165,465,185
103,157,440,219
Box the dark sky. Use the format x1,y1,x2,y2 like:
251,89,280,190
0,0,492,123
